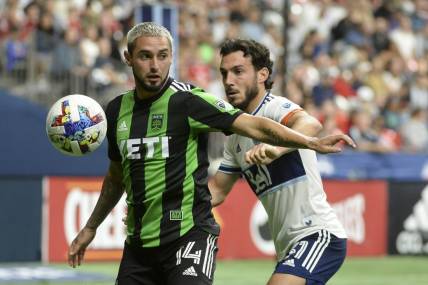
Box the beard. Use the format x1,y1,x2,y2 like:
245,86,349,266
233,83,259,111
140,79,165,92
134,69,168,93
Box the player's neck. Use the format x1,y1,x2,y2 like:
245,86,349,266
245,89,268,114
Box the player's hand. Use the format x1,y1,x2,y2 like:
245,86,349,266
68,227,96,268
308,134,356,154
245,144,281,165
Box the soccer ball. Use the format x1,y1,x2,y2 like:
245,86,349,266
46,94,107,156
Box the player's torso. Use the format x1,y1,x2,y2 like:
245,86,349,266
113,83,210,247
227,94,346,258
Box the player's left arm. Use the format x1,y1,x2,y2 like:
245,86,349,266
245,110,323,164
209,171,240,207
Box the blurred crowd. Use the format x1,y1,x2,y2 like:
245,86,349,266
1,0,428,154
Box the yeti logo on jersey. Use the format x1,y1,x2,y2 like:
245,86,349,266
215,99,234,111
151,114,164,131
119,136,170,159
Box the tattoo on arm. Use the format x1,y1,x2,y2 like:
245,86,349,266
85,174,124,229
261,126,307,149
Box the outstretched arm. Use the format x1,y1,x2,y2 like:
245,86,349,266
230,113,355,154
68,160,124,268
245,110,323,164
209,171,240,207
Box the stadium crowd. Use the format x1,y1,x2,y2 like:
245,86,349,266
1,0,428,154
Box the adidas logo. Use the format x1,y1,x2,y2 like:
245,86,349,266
403,185,428,232
236,144,241,153
118,121,128,132
283,259,295,267
395,185,428,254
182,266,198,277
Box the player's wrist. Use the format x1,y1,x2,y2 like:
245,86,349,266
306,137,319,151
84,224,98,231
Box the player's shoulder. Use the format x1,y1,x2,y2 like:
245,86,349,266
261,93,301,113
105,89,133,114
266,93,297,108
169,79,198,93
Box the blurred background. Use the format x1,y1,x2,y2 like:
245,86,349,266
1,0,428,284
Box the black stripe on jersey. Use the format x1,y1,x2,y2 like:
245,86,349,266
192,132,219,235
105,95,123,161
159,93,189,246
186,95,241,132
128,101,151,246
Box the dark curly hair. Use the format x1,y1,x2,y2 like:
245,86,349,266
219,39,274,90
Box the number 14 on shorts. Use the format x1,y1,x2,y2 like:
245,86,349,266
176,241,202,265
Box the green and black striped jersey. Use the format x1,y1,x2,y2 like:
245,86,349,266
105,77,242,247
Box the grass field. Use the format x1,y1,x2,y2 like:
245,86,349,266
3,256,428,284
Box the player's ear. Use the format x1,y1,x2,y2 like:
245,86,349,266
124,50,132,66
257,67,269,84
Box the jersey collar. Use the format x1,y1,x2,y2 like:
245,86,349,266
251,91,271,115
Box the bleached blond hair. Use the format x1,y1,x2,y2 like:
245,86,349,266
126,22,173,53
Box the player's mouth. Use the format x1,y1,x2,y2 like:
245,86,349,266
147,74,161,79
226,89,240,98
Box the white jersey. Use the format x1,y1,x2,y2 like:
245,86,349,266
219,92,347,261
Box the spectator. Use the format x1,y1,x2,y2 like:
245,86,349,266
400,108,428,152
349,108,395,153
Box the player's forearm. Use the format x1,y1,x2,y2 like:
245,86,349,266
275,116,323,155
209,181,226,207
233,115,314,149
85,174,124,230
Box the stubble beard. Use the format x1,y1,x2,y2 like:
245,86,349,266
134,70,168,93
234,83,259,112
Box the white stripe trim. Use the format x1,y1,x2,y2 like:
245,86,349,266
202,235,211,274
171,81,186,91
207,235,215,279
304,230,329,271
170,85,178,92
295,241,308,259
172,80,191,91
302,230,322,267
309,232,331,273
202,235,215,277
202,234,217,279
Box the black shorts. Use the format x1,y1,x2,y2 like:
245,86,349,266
116,227,219,285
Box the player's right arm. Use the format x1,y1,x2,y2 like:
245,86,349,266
209,171,240,207
245,110,323,164
230,113,354,154
67,160,124,268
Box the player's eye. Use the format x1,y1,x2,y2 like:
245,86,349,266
139,53,151,60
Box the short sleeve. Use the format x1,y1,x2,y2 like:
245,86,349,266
105,97,122,161
264,97,302,125
185,90,243,135
218,136,241,174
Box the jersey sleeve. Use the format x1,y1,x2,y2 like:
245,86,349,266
105,96,122,161
185,89,243,135
218,136,242,174
265,96,303,125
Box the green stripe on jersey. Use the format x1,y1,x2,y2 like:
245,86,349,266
139,88,175,247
